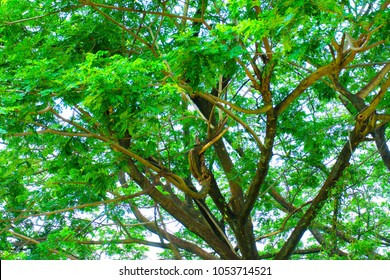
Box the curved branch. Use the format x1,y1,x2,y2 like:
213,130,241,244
267,188,349,257
201,92,272,115
193,92,266,153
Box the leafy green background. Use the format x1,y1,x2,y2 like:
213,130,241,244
0,0,389,260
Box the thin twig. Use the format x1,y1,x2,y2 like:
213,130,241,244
7,230,79,260
3,5,84,25
0,189,151,223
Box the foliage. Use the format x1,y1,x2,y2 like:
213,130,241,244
0,0,389,260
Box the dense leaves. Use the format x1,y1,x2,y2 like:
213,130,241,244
0,0,389,260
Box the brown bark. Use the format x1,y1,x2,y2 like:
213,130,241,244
125,156,239,259
275,125,366,259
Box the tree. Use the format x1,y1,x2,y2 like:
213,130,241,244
0,0,389,260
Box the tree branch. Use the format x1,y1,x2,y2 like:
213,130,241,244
275,124,365,259
3,5,84,25
9,129,94,138
84,2,159,57
80,1,211,29
0,190,150,223
357,63,390,99
7,230,79,260
357,76,390,120
275,63,337,116
330,76,390,171
193,92,266,153
127,199,219,259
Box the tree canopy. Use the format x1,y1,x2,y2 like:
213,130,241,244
0,0,390,260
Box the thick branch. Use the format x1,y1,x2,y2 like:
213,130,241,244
357,76,390,120
124,156,239,259
275,63,336,116
275,126,364,259
331,76,390,171
193,92,266,152
199,92,272,115
267,188,348,257
127,200,218,260
241,109,277,222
